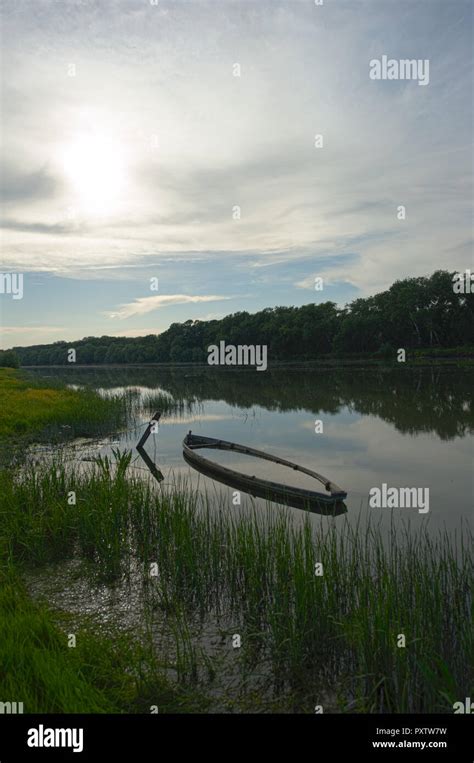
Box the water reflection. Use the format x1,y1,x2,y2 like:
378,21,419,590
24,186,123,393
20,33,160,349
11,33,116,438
31,365,473,440
26,364,473,534
136,410,164,483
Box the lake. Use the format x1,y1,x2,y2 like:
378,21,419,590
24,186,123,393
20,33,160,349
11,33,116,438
27,363,473,536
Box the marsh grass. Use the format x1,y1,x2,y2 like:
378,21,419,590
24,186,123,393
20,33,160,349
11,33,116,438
0,369,130,463
1,459,471,712
0,567,209,713
141,390,202,417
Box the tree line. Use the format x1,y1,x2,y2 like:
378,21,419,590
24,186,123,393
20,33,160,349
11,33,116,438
0,350,20,368
8,270,474,367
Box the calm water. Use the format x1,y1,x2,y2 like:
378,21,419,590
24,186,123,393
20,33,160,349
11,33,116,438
28,364,473,535
24,363,473,708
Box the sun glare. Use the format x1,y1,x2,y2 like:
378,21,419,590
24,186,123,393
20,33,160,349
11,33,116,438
62,134,126,216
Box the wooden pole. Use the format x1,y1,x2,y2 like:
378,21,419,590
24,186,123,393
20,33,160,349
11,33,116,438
136,411,164,483
137,411,161,449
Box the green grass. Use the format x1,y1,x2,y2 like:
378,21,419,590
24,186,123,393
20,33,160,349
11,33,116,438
0,368,129,439
141,389,202,417
1,458,471,713
0,568,208,713
0,371,211,713
0,368,129,447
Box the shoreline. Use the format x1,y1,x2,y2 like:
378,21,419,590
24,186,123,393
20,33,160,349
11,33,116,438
18,355,474,370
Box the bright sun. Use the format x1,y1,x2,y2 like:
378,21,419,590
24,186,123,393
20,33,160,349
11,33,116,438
62,134,126,216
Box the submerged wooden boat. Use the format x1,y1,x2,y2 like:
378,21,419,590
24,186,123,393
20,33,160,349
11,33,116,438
183,432,347,513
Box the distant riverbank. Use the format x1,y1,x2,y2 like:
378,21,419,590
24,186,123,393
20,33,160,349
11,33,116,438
17,345,474,371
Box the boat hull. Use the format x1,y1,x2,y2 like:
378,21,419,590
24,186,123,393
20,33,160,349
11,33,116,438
183,433,347,514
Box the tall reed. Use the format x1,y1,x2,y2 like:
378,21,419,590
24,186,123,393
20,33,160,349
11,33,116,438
1,460,471,712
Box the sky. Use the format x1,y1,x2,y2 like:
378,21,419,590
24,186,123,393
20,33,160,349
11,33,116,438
0,0,472,349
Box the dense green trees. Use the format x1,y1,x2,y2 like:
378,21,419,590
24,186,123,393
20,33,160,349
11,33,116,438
11,270,474,366
0,350,19,368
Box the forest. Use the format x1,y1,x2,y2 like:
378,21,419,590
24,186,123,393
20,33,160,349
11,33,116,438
8,270,474,366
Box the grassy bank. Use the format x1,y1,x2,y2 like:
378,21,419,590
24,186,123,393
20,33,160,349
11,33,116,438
0,369,206,712
1,458,471,713
0,368,128,446
0,569,207,713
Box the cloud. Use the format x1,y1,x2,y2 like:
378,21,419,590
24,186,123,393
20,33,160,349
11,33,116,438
200,312,227,322
0,0,471,326
1,219,80,235
0,164,60,204
294,253,362,290
113,328,162,338
0,326,64,349
106,294,232,319
1,326,63,335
